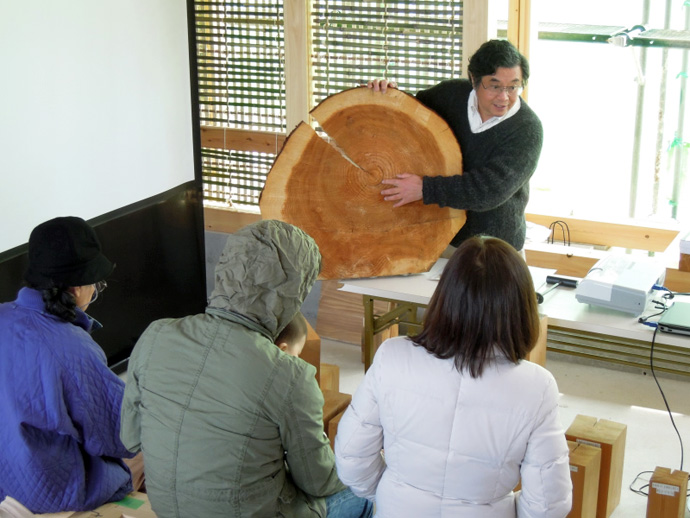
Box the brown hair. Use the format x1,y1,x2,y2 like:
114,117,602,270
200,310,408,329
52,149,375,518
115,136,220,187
413,236,540,378
276,311,308,348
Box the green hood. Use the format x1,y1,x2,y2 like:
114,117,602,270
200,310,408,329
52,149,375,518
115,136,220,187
207,220,321,340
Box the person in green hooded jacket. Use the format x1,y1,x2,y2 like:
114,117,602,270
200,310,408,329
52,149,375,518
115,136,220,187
120,220,373,518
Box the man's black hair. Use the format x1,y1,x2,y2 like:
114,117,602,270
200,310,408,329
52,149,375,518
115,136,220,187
467,39,529,87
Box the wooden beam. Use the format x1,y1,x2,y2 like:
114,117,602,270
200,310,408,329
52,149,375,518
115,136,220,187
204,207,261,233
508,0,533,55
507,0,521,47
284,0,311,133
507,0,536,102
201,127,286,154
526,213,680,252
525,243,602,278
664,268,690,293
461,0,492,78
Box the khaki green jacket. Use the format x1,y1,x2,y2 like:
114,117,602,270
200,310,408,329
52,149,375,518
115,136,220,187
120,221,345,517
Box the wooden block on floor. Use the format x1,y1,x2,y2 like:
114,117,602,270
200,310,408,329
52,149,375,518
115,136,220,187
319,363,340,392
646,466,688,518
566,415,627,518
680,252,690,272
525,315,548,366
32,511,72,518
322,389,351,434
328,408,346,450
568,440,602,518
36,492,156,518
300,320,321,385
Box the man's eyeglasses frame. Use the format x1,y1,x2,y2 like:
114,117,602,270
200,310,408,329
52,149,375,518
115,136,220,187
480,81,524,97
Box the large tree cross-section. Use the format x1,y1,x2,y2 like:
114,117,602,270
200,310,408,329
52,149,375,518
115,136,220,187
260,87,465,280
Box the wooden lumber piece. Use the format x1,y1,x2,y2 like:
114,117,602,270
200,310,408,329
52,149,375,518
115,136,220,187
260,87,465,280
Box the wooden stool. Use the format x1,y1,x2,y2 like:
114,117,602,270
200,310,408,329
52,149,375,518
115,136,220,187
34,492,156,518
319,363,340,392
328,409,346,450
566,415,627,518
300,320,321,385
322,390,352,445
646,466,688,518
568,440,602,518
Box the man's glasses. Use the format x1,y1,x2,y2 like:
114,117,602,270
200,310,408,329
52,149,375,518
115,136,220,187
480,81,524,97
90,280,108,303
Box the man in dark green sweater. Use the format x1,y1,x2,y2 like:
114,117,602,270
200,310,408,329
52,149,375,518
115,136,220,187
373,39,543,251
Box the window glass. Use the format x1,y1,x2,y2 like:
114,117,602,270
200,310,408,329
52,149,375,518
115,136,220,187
525,0,690,225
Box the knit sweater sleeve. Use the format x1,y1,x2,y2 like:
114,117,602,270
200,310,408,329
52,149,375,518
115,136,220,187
416,80,543,213
422,110,543,212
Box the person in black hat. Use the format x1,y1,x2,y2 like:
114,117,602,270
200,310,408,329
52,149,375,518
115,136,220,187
24,215,116,321
0,217,142,514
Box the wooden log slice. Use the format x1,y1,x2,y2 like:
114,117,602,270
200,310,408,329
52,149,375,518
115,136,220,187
260,87,465,280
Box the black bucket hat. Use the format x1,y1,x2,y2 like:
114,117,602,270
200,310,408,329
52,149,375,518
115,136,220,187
24,216,114,287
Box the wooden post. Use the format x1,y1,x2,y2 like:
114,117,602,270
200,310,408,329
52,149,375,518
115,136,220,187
300,320,321,385
461,0,492,78
568,440,602,518
507,0,536,102
566,415,627,518
646,466,689,518
680,232,690,272
284,0,311,133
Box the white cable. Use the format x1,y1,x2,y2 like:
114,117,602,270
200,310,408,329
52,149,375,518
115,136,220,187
630,46,645,87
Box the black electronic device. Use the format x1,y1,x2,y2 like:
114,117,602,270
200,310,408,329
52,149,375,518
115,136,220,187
657,301,690,336
536,275,581,304
545,275,580,288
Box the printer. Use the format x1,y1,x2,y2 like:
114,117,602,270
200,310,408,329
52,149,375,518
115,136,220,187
575,254,666,315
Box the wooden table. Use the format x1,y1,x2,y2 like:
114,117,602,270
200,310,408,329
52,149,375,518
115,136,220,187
339,260,690,374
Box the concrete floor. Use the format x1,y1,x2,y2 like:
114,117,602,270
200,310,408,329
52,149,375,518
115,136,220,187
322,339,690,517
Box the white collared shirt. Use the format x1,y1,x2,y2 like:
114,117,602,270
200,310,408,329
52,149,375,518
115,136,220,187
467,89,521,133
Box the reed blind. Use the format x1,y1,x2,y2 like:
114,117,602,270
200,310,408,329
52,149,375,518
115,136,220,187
311,1,464,105
195,0,285,206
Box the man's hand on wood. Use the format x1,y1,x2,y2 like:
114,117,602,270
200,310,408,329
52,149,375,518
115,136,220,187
366,79,398,92
381,174,423,207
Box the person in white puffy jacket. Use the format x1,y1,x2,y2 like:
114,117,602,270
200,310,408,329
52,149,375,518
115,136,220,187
335,236,572,518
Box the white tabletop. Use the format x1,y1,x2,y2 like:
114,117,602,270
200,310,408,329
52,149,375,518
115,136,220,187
339,260,690,349
338,259,446,306
339,258,554,305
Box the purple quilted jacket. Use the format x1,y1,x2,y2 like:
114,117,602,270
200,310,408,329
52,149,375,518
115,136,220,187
0,288,133,513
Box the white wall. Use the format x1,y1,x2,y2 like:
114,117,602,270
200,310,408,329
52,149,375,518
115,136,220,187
0,0,195,251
